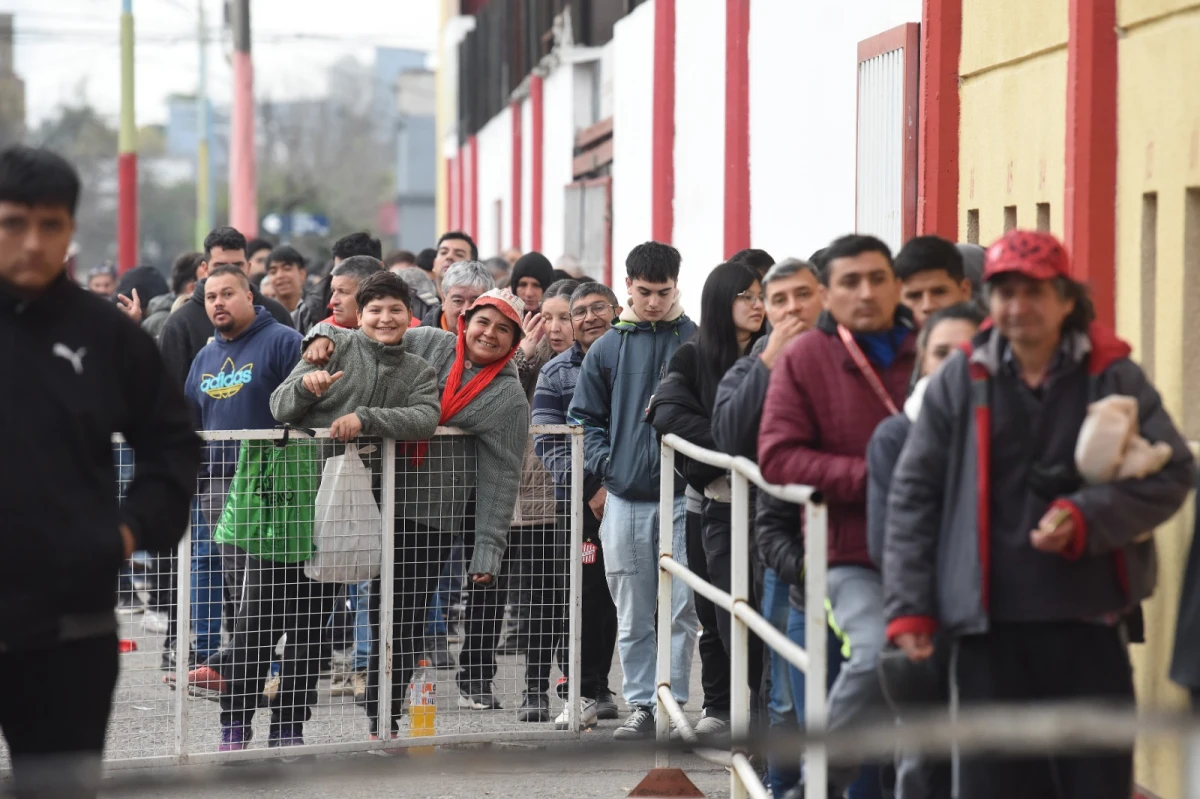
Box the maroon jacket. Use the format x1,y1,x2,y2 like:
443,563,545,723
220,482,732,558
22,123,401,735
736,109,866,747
758,309,916,569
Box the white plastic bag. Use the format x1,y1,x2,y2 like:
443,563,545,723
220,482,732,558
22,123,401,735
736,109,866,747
305,444,383,584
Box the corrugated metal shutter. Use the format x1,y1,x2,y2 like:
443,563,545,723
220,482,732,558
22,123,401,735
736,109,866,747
855,24,919,256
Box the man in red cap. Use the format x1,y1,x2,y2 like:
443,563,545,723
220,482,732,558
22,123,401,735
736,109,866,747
881,230,1195,798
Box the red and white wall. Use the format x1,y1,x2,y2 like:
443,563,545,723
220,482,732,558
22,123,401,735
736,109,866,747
443,0,922,319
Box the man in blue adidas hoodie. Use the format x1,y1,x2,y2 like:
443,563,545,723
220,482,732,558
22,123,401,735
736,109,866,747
568,241,700,740
179,265,301,712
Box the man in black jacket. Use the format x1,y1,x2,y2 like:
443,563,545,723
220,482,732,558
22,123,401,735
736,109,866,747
158,226,294,390
0,146,201,798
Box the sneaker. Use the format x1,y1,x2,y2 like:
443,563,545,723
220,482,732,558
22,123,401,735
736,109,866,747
612,706,655,741
164,664,224,693
329,672,353,697
595,690,619,720
268,725,304,748
117,594,145,615
516,692,550,723
351,670,368,700
457,681,501,710
694,713,731,746
219,722,251,752
143,611,169,634
263,675,281,702
554,697,599,730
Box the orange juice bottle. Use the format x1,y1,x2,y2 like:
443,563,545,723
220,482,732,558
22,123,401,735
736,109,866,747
408,659,436,754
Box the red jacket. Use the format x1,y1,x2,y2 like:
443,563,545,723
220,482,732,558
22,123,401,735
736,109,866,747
758,310,916,569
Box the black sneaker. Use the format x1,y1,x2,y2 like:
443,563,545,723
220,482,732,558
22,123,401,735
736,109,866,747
516,692,550,722
612,706,655,741
457,680,501,710
595,689,619,720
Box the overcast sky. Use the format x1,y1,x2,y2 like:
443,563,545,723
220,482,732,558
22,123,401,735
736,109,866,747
10,0,439,128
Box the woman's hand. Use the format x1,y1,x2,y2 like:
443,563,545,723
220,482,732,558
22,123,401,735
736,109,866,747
303,336,334,366
302,370,344,397
471,573,494,586
329,412,363,442
519,312,545,359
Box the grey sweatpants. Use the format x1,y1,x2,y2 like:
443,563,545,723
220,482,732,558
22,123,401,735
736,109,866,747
825,565,888,792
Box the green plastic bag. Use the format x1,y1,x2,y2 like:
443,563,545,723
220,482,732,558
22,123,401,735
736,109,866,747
213,439,319,563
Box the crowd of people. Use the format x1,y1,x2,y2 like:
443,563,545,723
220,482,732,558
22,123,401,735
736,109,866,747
5,139,1200,799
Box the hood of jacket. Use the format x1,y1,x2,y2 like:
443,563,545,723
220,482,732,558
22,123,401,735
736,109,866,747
145,292,175,316
216,306,278,345
616,298,687,328
905,375,929,422
968,322,1132,378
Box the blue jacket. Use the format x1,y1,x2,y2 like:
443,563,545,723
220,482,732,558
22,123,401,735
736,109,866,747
533,342,603,503
568,302,696,502
185,307,302,479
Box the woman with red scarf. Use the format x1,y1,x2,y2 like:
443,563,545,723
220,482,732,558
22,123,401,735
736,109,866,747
301,288,530,739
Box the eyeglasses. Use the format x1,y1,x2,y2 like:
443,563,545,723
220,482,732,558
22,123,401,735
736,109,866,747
735,291,765,306
570,302,619,321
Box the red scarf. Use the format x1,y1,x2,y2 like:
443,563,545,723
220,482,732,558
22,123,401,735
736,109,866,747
407,315,518,464
320,313,356,329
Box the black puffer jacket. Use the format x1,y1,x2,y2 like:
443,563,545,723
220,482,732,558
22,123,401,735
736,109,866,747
645,342,724,493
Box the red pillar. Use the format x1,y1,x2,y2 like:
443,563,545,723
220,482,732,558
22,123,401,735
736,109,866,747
723,0,751,257
468,136,480,242
511,101,522,251
228,0,257,237
530,75,544,252
1065,0,1117,328
917,0,961,240
651,0,676,244
445,156,456,230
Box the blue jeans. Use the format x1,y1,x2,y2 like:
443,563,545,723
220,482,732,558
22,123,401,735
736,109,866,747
190,502,223,662
786,607,883,799
347,582,372,672
601,493,698,708
426,535,465,636
762,569,798,796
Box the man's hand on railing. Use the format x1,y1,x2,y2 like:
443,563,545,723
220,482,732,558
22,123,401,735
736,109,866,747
329,412,362,442
588,487,607,520
303,336,334,366
895,632,934,662
471,573,494,585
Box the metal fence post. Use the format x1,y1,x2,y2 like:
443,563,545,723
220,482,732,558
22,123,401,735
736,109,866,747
804,499,829,799
377,438,396,742
656,440,676,768
174,518,193,762
729,470,751,799
568,429,584,733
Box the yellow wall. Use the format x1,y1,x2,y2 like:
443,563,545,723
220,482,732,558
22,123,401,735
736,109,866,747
959,0,1068,246
1115,3,1200,796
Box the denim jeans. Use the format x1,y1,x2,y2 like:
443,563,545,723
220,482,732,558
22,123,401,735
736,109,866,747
347,582,372,673
600,492,698,708
762,568,797,796
426,535,465,637
786,607,884,799
190,502,223,662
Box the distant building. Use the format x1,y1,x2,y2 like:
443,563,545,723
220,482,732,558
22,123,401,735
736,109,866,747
393,66,436,251
165,94,229,171
0,14,26,148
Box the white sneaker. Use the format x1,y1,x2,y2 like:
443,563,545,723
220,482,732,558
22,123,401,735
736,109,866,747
142,611,168,634
554,697,599,730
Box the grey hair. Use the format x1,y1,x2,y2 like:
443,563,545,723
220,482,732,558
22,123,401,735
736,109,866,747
330,255,384,283
570,281,619,308
442,260,496,295
762,257,820,288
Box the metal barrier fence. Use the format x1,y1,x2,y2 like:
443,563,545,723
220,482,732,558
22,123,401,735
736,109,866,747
95,425,585,767
656,433,828,799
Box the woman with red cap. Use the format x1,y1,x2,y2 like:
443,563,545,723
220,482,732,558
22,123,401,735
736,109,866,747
300,287,530,739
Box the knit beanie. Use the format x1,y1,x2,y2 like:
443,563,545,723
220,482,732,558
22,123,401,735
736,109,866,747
509,251,554,292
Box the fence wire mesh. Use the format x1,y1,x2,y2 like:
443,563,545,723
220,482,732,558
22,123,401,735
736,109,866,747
19,426,583,766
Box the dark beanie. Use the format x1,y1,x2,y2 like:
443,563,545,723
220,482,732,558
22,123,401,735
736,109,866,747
114,266,169,313
510,251,554,291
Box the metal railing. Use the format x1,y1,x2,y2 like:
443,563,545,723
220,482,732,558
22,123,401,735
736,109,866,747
95,425,585,768
656,433,828,799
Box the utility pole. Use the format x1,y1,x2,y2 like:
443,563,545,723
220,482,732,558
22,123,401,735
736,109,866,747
228,0,257,237
195,0,212,248
117,0,138,272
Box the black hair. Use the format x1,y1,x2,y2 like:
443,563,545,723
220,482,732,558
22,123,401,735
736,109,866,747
551,269,575,284
246,238,272,259
355,270,412,312
819,234,893,286
268,244,305,269
626,241,682,283
808,247,829,273
416,248,437,271
330,255,385,283
728,248,775,274
332,231,382,262
485,256,510,273
437,230,479,261
384,249,417,268
544,278,579,303
0,146,81,217
205,263,250,289
697,261,764,386
923,302,987,340
894,235,965,283
203,226,247,260
570,281,619,309
170,252,204,296
1055,276,1095,334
